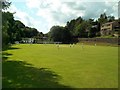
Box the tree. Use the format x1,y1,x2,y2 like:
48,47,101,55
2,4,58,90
2,0,13,48
36,32,44,39
2,0,11,10
49,26,71,43
87,19,99,37
23,27,39,38
98,13,108,24
65,19,76,36
88,26,97,38
74,21,90,38
65,17,84,37
2,21,9,46
2,11,15,46
12,20,25,41
3,12,15,43
107,16,115,22
2,0,40,48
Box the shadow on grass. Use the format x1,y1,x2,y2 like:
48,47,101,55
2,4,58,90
2,50,72,89
3,60,72,88
2,52,12,61
2,45,20,51
2,45,19,61
8,47,20,50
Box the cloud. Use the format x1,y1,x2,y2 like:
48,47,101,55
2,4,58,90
35,0,87,28
82,2,118,19
8,0,119,33
7,4,33,27
27,0,118,27
7,4,48,33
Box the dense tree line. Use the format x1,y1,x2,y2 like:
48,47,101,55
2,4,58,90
2,0,118,46
2,1,42,48
48,13,116,43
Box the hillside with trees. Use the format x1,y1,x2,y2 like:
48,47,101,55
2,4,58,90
2,0,43,49
48,13,118,43
2,0,119,47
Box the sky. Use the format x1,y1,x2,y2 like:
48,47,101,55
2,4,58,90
7,0,119,34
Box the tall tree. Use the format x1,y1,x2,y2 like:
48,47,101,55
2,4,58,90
65,19,76,36
12,20,25,41
107,16,115,22
49,26,71,43
98,13,108,24
75,21,90,38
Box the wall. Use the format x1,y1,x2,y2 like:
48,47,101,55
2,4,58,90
78,38,119,44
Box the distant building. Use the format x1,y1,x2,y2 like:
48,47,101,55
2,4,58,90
22,38,34,43
100,20,119,37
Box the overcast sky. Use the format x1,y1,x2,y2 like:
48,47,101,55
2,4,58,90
8,0,119,33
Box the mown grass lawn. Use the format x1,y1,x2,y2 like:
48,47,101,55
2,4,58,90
2,44,118,88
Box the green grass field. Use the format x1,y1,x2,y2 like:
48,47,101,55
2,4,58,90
2,44,118,88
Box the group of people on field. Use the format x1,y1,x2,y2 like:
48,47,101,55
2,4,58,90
56,43,97,49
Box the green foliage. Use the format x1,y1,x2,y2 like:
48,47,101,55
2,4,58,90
2,12,25,44
2,29,9,46
88,27,96,38
98,13,108,24
34,32,44,39
107,16,115,22
49,13,116,43
2,12,39,48
75,21,89,37
65,17,99,38
2,1,40,48
49,26,71,43
23,27,39,38
2,0,117,46
65,17,83,37
2,12,14,46
12,20,25,41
